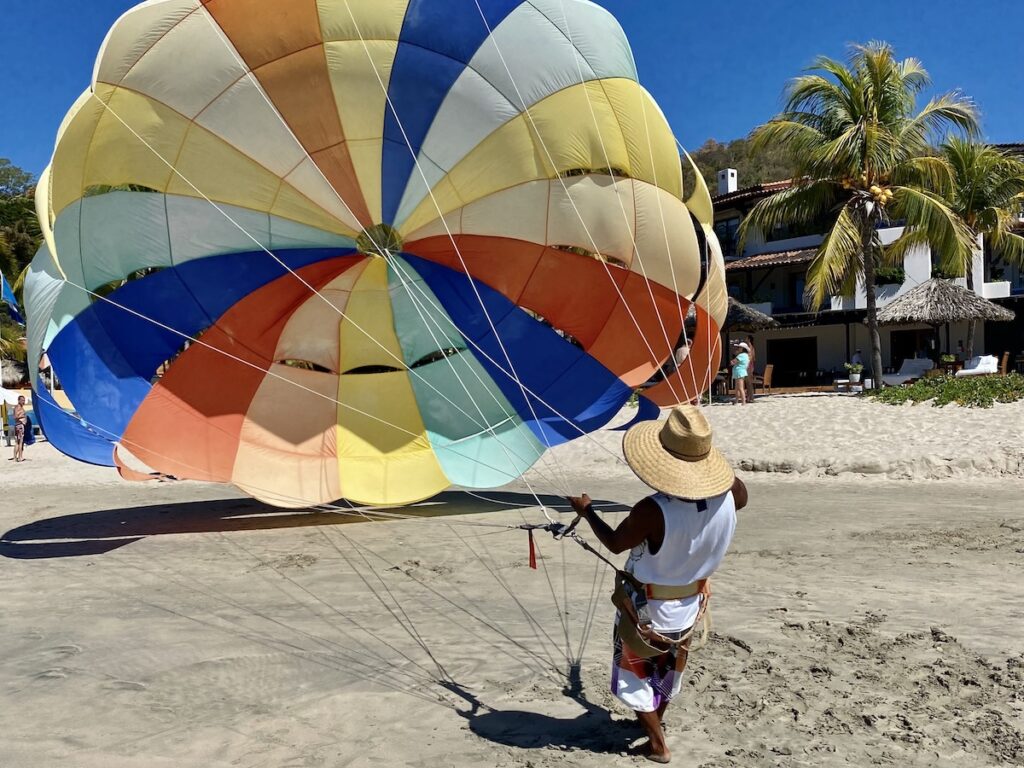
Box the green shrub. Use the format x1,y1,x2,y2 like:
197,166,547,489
865,373,1024,408
876,266,906,285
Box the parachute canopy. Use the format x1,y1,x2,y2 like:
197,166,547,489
26,0,727,507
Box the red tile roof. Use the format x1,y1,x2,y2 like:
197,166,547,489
725,248,817,271
712,179,794,206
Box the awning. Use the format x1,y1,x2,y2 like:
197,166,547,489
725,248,816,272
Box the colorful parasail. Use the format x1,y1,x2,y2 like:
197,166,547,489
25,0,728,507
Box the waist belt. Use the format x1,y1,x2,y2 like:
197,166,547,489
644,580,708,600
612,573,712,658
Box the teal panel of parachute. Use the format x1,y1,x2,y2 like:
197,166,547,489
387,255,544,487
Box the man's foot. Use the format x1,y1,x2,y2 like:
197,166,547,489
643,741,671,763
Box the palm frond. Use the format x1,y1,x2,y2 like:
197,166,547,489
893,155,956,197
889,185,976,276
750,119,826,159
883,228,931,269
737,180,841,251
896,57,930,95
805,204,863,309
900,93,980,150
987,228,1024,266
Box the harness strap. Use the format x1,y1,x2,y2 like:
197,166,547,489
612,572,711,658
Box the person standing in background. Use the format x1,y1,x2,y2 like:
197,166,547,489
730,343,750,405
12,395,28,462
744,335,757,402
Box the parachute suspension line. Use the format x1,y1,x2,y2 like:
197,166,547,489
459,490,621,511
55,392,538,531
384,252,573,496
350,260,641,473
208,4,571,495
108,575,448,708
383,251,576,658
209,2,570,500
547,0,686,403
219,532,445,684
337,8,594,658
54,275,577,497
82,395,575,681
337,0,585,524
448,524,572,669
673,137,718,404
112,543,445,697
351,532,569,680
574,505,629,663
333,528,454,684
465,0,684,406
83,96,557,490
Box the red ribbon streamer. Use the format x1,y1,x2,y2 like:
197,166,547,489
528,530,537,570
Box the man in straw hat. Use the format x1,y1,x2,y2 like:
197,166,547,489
568,405,746,763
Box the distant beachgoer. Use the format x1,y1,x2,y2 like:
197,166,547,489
13,395,27,462
730,342,750,405
744,335,757,401
568,405,746,764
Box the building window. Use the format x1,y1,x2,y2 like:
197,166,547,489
714,217,741,258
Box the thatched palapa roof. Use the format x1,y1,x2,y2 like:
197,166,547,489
876,278,1015,325
687,298,779,333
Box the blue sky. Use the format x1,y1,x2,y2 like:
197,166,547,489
3,1,1022,179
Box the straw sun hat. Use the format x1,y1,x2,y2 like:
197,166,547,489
622,405,734,499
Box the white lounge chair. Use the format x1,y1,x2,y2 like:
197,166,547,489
955,355,999,377
882,358,935,387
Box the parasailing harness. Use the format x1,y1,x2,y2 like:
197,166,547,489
517,517,711,659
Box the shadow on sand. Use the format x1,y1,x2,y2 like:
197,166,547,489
0,491,629,560
447,671,638,755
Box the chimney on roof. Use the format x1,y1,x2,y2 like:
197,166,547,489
717,168,738,196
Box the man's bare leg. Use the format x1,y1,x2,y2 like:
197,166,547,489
635,709,670,763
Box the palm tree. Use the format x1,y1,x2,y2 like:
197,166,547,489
929,139,1024,357
739,42,979,388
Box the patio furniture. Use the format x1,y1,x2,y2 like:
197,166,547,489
955,355,999,377
882,358,935,387
754,364,774,395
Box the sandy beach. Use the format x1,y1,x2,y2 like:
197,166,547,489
2,395,1023,767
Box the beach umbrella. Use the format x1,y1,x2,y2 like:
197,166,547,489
687,298,778,333
722,298,780,332
23,0,728,508
876,278,1014,355
876,278,1015,325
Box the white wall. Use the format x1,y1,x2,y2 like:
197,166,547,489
848,320,982,368
735,323,849,373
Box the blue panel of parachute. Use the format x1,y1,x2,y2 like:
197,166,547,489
32,384,115,467
381,0,521,223
46,248,356,443
403,254,632,446
611,394,661,431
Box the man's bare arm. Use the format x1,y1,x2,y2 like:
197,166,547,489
567,494,659,555
732,476,748,510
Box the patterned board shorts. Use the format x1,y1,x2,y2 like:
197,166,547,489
14,423,25,440
610,617,693,713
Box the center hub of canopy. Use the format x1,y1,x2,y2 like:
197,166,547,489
356,223,404,258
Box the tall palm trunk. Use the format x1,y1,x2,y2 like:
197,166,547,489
965,270,977,359
860,211,884,389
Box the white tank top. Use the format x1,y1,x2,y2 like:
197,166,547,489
625,491,737,632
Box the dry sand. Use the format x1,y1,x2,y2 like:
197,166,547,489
2,395,1023,767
